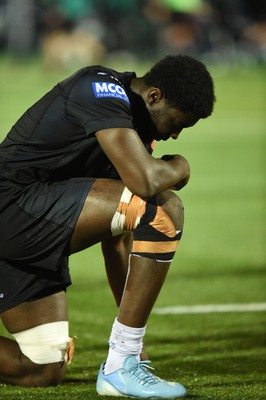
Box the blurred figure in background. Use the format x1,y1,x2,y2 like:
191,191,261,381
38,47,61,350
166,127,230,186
40,0,106,68
143,0,206,57
4,0,35,56
96,0,156,60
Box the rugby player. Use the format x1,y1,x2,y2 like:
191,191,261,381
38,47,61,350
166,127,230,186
0,55,215,398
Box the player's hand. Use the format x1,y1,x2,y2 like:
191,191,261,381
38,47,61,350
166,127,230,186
161,154,190,190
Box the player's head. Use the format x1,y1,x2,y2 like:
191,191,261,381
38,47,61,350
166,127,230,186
143,54,216,120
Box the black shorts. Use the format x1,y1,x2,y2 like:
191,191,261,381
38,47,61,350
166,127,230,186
0,177,95,313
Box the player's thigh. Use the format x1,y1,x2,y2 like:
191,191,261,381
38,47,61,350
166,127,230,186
70,180,184,253
0,291,67,334
70,179,125,253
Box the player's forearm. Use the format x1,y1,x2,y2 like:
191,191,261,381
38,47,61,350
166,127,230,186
96,128,190,199
114,154,190,200
130,154,190,199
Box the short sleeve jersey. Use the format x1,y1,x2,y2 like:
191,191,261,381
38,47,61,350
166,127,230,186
0,66,154,186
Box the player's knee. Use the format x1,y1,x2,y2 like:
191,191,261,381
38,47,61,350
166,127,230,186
132,190,184,262
157,190,184,231
111,187,184,235
12,321,74,386
111,187,184,262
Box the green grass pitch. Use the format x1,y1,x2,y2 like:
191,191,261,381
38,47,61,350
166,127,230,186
0,56,265,399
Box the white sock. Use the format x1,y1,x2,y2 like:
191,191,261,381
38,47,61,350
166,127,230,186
104,318,146,375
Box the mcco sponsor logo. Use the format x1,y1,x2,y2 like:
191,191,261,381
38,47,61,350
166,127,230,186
92,82,129,103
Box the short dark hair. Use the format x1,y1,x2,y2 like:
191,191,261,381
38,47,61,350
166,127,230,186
143,55,216,119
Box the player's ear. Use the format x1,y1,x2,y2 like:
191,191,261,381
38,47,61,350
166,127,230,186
148,88,163,105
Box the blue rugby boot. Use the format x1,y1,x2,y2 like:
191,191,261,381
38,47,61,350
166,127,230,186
96,355,187,398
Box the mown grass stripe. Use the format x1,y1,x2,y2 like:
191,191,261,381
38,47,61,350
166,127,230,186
154,303,266,315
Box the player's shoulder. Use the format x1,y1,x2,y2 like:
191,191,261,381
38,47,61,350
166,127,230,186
68,66,134,107
76,66,135,91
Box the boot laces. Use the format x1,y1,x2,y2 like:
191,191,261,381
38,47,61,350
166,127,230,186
123,360,161,387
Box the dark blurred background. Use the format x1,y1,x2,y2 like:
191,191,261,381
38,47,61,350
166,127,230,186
0,0,265,68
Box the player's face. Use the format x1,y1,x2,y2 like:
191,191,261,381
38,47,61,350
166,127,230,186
149,104,199,141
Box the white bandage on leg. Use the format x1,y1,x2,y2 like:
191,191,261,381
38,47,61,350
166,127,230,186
13,321,72,365
111,187,146,236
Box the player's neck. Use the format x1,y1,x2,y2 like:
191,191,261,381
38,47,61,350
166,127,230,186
130,78,148,99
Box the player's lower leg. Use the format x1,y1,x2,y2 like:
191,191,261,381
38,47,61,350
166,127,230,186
97,256,187,398
0,291,68,387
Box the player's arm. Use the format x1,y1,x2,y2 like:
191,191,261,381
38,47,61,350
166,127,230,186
96,127,190,199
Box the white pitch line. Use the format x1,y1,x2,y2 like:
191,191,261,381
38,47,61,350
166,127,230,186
154,303,266,315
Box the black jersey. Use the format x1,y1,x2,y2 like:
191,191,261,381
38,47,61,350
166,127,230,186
0,66,154,187
0,66,158,299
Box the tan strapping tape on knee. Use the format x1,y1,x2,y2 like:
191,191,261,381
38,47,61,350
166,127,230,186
131,205,181,261
149,206,176,238
132,240,179,255
111,187,146,236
